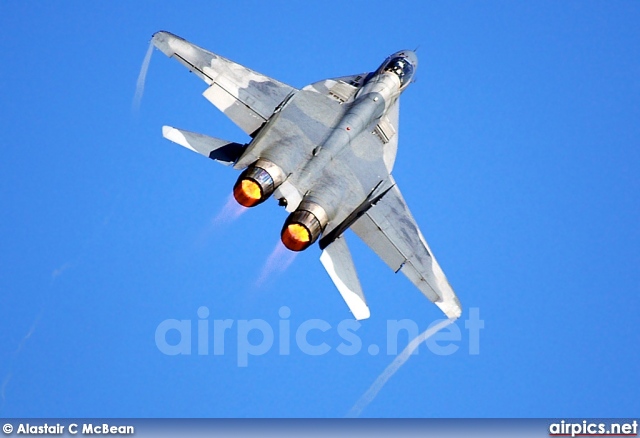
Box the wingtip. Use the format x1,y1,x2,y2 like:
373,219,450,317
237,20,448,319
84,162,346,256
354,306,371,321
436,298,462,320
152,30,177,40
151,31,184,57
161,125,177,141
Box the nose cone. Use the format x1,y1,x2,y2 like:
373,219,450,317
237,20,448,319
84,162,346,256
405,50,418,70
391,50,418,72
379,50,418,88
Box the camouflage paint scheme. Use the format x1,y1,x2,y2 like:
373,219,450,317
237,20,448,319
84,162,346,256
151,31,461,320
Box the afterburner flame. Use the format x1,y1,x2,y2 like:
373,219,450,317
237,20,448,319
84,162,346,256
233,179,262,207
281,223,311,252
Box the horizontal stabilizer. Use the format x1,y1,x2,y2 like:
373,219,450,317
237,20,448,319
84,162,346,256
320,237,370,320
162,126,244,165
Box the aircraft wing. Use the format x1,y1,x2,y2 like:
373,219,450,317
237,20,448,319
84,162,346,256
152,31,296,136
350,179,462,319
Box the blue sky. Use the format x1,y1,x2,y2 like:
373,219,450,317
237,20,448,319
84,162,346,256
1,1,638,418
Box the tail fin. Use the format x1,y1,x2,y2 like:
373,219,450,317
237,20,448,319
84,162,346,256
162,126,245,166
320,236,370,320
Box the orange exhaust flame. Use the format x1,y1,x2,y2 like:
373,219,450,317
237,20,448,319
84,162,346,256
233,179,262,207
281,223,311,252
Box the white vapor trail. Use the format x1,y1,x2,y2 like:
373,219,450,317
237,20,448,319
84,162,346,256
346,318,457,418
13,311,42,357
132,42,154,113
0,373,11,410
1,196,120,413
2,275,58,412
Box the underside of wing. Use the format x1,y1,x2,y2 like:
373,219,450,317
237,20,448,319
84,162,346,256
303,74,369,104
350,178,462,319
152,31,296,136
377,98,399,173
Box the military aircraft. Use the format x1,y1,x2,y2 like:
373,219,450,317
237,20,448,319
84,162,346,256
151,31,461,320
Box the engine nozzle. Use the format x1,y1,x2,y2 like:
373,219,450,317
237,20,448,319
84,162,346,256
281,201,328,252
233,159,285,208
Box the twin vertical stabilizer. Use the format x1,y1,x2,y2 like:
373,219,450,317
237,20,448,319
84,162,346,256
320,237,370,320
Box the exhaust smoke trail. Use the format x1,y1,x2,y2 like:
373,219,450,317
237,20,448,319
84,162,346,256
132,41,154,114
346,318,456,418
212,193,248,226
255,241,297,287
193,193,248,249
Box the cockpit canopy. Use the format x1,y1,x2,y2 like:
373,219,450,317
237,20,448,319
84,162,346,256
381,56,415,86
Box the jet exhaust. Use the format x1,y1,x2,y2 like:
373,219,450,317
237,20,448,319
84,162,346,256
281,200,328,251
255,240,298,287
232,159,285,207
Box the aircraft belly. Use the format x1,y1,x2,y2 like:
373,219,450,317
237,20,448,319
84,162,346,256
235,90,345,171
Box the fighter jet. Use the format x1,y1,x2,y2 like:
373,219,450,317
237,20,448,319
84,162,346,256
151,31,461,320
